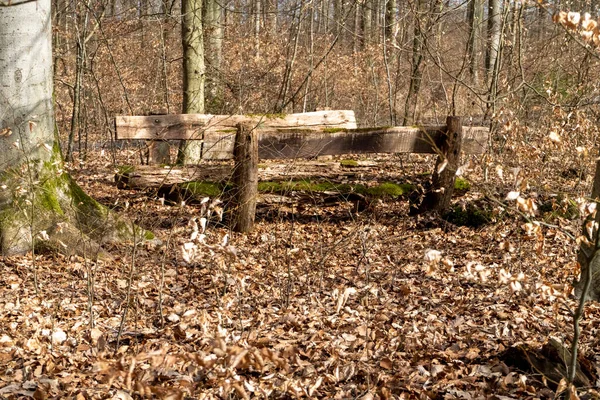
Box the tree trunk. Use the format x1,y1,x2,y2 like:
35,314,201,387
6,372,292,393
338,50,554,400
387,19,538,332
486,0,502,85
266,0,277,33
466,0,483,85
362,0,372,47
385,0,397,45
333,0,342,36
576,159,600,301
415,117,463,214
254,0,261,59
0,0,143,257
204,0,223,112
403,0,425,125
178,0,206,164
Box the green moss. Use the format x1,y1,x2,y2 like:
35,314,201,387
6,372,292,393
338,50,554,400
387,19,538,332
350,126,392,132
340,159,359,167
443,204,493,228
322,127,347,133
117,165,135,175
39,179,64,215
179,181,223,198
258,180,358,194
258,164,268,169
257,181,284,192
257,179,413,199
245,113,287,119
454,177,471,192
66,174,107,216
366,182,413,198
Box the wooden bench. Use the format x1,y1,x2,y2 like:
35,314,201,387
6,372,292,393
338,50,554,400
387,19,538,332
115,111,490,231
115,110,488,162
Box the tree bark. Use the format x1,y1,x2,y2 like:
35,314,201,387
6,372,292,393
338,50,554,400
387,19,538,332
416,116,463,214
576,159,600,301
0,0,143,257
486,0,502,85
178,0,206,164
402,0,425,125
231,123,258,233
362,0,372,47
254,0,261,59
204,0,223,112
385,0,397,45
466,0,483,85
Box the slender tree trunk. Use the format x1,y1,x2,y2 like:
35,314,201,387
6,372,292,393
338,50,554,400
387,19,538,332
486,0,502,85
178,0,206,164
275,1,303,112
303,1,315,112
353,1,360,54
204,0,223,112
484,0,506,120
385,0,397,45
467,0,483,84
403,0,425,125
254,0,261,59
66,0,92,162
266,0,277,32
362,0,372,47
333,0,342,35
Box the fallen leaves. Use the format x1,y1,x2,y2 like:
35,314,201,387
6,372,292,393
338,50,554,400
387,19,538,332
0,156,594,399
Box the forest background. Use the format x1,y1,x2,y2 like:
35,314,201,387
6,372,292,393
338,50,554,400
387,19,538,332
1,0,600,397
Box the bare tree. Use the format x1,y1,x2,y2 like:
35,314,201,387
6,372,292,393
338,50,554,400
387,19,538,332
204,0,224,112
466,0,483,84
0,0,137,255
178,0,206,164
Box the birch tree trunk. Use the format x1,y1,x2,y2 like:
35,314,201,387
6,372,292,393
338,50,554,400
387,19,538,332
0,0,140,257
486,0,502,85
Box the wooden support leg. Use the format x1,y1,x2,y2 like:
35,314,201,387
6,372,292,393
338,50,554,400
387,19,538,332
231,123,258,233
417,116,463,214
146,140,171,165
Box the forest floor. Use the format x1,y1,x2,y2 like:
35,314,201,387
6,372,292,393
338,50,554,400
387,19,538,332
0,150,598,399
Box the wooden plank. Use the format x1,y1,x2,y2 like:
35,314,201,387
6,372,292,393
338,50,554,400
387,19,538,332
197,125,488,160
116,114,489,159
257,126,488,159
115,110,358,140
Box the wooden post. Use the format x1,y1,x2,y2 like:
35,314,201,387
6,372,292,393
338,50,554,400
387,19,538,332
231,123,258,233
417,116,463,214
146,140,171,165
